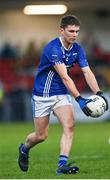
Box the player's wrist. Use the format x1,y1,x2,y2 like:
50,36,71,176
75,96,82,102
96,91,103,96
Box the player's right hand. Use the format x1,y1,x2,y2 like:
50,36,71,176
96,91,108,111
75,96,92,116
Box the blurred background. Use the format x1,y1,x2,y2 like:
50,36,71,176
0,0,110,122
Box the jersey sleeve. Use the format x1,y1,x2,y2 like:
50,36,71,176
77,47,89,68
47,46,64,66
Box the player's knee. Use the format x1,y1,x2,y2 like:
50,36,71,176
64,124,74,137
67,121,75,131
68,125,74,134
38,131,48,141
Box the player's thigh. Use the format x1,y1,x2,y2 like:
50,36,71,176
34,115,49,134
53,105,75,128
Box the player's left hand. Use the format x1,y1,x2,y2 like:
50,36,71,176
96,91,108,111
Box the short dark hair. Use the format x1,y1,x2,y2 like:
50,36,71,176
60,15,81,28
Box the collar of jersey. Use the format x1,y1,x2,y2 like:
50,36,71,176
59,36,73,51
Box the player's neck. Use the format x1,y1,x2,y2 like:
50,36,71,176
60,37,72,50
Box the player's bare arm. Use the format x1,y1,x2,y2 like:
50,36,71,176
81,66,100,94
54,63,80,98
81,66,108,111
54,63,93,116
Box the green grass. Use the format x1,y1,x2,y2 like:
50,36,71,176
0,121,110,179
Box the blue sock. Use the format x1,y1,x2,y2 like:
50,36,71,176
58,155,68,167
21,144,29,154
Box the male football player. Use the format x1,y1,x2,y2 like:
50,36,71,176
18,15,108,175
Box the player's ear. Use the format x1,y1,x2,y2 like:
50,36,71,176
59,27,64,35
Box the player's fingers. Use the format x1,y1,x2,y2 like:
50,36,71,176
83,106,92,116
86,106,92,113
101,96,108,111
82,108,90,116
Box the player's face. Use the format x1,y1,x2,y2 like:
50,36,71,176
60,25,80,46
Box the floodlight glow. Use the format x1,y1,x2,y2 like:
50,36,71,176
23,5,67,15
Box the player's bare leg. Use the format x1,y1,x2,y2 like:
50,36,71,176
54,105,74,156
25,116,49,148
18,115,49,171
53,105,79,174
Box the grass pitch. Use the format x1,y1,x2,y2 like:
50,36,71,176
0,121,110,179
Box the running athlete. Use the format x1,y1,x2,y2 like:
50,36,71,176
18,15,108,175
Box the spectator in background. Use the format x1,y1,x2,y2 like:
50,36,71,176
0,43,17,59
13,41,40,71
0,80,4,120
23,41,40,67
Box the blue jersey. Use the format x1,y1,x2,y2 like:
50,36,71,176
33,37,89,97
